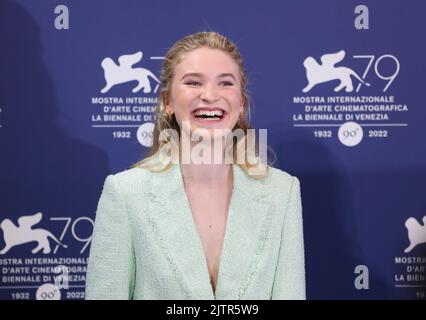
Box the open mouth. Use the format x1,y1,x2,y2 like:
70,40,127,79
192,108,226,121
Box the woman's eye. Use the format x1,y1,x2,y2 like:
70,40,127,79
220,81,234,86
185,81,201,86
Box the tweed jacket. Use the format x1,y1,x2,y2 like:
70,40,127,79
85,164,305,300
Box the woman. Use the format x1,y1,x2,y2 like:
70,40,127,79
85,31,305,300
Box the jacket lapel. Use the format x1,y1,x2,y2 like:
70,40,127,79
147,164,273,300
148,164,214,299
214,165,273,299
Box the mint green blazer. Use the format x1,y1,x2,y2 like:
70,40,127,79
85,164,305,300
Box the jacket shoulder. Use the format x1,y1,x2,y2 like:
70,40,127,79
266,166,299,189
105,167,152,193
261,167,301,206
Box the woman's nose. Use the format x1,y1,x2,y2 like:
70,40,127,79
200,83,219,102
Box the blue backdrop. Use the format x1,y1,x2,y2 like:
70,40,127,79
1,0,425,300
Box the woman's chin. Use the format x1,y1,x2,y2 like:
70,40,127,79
177,116,237,139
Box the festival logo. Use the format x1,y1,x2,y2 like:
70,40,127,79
0,212,67,255
91,50,162,147
0,212,93,300
404,216,426,254
394,215,426,299
292,50,408,147
302,50,370,93
100,51,160,94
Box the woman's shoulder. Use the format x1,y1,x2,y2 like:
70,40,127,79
240,166,300,207
264,166,300,188
103,166,153,192
111,166,149,179
262,167,301,205
239,165,299,199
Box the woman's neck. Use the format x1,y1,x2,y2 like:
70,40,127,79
178,132,234,184
180,162,232,185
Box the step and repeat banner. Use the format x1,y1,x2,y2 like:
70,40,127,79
0,0,425,300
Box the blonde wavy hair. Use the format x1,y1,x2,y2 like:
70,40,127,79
132,31,274,178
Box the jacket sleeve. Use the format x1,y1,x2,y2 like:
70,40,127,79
85,175,135,300
271,176,306,300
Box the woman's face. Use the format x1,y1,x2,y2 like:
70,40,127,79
166,47,244,136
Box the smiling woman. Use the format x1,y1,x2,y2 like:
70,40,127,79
167,48,243,138
136,32,258,174
85,31,306,300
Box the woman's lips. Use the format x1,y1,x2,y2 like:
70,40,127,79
190,110,228,125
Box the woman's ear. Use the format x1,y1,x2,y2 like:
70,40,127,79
163,95,172,113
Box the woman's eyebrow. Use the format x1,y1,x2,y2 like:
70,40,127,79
218,73,237,80
180,73,202,80
180,73,237,81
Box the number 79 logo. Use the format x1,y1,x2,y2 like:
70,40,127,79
50,217,94,254
353,54,400,92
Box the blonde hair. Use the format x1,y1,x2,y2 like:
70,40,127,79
132,31,274,178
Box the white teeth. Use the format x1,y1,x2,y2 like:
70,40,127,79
194,109,224,117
